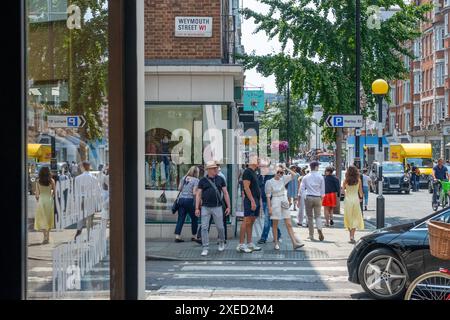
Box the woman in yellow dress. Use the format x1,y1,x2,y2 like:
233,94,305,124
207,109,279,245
34,166,55,244
343,165,365,244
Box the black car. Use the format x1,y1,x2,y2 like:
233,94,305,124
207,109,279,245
369,161,410,194
347,208,450,300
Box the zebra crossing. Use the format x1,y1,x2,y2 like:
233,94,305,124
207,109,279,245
26,259,110,299
146,259,369,300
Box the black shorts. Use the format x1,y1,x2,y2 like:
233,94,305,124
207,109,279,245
243,198,260,217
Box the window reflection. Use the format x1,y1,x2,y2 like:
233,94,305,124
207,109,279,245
26,0,109,299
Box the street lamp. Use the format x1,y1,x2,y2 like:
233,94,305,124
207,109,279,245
372,79,389,229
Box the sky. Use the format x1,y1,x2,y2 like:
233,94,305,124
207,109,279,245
241,0,281,94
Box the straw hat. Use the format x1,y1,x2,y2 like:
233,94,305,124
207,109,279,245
205,160,219,169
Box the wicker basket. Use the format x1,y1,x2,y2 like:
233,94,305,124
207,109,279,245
427,220,450,260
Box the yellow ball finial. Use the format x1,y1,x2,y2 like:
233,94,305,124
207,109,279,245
372,79,389,95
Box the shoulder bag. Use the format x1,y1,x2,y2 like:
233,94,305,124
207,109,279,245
206,176,223,204
171,177,187,214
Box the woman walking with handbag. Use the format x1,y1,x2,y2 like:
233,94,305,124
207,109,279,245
174,166,200,242
343,165,365,244
266,164,304,251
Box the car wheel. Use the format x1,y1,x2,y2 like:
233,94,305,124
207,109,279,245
358,248,408,300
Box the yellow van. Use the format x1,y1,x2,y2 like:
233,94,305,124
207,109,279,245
27,144,52,195
389,143,433,188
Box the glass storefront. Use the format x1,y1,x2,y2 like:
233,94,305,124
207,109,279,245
145,104,229,223
26,0,110,299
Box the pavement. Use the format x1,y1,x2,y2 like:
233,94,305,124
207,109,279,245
27,189,434,299
146,206,375,261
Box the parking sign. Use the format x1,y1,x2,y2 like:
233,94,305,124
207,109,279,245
325,114,363,128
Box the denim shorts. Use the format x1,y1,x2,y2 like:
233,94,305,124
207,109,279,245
243,198,260,217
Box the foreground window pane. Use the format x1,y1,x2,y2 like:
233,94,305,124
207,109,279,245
26,0,110,299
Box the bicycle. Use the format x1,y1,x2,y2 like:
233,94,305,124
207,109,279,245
404,220,450,300
404,268,450,300
432,179,450,211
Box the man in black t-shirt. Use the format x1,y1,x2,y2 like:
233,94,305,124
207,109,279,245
195,160,231,256
237,154,262,253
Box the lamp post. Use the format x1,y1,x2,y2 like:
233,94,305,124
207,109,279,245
355,0,361,168
372,79,389,229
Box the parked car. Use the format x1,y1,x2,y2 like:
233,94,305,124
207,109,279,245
369,161,410,194
347,208,450,299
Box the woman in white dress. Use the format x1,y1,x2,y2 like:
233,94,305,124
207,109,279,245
266,164,305,251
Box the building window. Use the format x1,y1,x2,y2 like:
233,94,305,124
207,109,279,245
404,55,410,71
414,104,420,126
390,114,396,133
436,27,445,50
446,0,450,8
403,80,411,103
446,13,449,36
436,100,446,121
405,112,411,132
413,39,421,59
390,85,396,105
436,62,445,87
414,72,421,94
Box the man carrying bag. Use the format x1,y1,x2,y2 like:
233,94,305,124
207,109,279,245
195,161,231,256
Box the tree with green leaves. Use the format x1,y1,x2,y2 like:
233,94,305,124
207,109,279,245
27,0,108,160
259,97,313,158
241,0,432,143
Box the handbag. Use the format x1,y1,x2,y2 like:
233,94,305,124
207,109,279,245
157,191,167,203
171,177,187,214
281,200,290,209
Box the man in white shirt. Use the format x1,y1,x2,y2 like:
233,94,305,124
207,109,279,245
299,161,325,241
74,161,98,240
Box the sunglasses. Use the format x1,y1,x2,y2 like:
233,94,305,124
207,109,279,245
276,170,284,175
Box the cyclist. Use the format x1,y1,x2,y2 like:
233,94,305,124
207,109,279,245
432,158,450,207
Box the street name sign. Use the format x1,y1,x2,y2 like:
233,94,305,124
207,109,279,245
175,17,213,37
325,115,363,128
48,115,86,128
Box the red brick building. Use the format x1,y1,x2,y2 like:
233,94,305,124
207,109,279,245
387,0,450,160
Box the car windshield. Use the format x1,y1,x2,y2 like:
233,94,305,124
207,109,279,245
382,163,404,173
318,155,333,162
407,158,433,168
414,208,450,229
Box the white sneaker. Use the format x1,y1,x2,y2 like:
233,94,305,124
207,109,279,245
201,249,208,256
218,242,225,252
236,244,252,253
247,243,262,251
307,236,315,241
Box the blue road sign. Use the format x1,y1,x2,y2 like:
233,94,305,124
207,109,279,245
325,114,363,128
67,116,79,127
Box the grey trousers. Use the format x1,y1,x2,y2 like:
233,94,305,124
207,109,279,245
305,196,323,237
201,206,225,248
